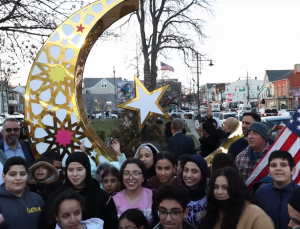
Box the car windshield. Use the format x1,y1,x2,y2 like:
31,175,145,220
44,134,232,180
265,109,278,113
243,107,251,110
265,119,290,131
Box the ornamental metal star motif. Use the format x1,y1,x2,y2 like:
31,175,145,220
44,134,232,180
117,76,171,132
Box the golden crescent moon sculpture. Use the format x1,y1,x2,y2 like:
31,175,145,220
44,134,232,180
25,0,139,164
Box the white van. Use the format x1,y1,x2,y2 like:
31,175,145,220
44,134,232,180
238,104,251,114
210,103,221,112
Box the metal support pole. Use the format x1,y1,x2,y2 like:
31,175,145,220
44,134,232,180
196,52,200,112
113,66,117,109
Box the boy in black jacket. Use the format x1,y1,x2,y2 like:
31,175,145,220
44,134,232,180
0,157,44,229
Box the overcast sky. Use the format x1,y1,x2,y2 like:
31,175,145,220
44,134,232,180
15,0,300,88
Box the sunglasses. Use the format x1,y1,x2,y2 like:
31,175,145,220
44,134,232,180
5,128,20,133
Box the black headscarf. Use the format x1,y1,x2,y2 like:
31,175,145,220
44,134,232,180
181,155,210,201
64,152,106,219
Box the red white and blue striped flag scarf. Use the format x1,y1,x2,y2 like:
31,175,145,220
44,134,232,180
246,106,300,188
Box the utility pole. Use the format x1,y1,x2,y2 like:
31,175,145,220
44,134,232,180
246,71,250,104
196,52,200,112
113,66,117,109
188,79,192,111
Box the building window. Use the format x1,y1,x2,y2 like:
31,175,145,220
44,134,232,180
283,85,286,96
278,86,281,96
101,81,107,88
257,86,259,90
243,94,245,99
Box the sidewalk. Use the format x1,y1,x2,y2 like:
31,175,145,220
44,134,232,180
184,119,200,147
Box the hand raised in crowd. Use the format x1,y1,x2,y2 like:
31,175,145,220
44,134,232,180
80,140,87,154
196,127,203,138
110,139,122,157
205,102,212,119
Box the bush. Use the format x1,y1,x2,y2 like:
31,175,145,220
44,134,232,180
95,129,106,140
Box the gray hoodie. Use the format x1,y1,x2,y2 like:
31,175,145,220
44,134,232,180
0,186,44,229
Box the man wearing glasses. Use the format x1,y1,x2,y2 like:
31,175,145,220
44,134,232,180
154,183,196,229
0,118,34,165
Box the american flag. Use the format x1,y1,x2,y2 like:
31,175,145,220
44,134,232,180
161,62,174,72
246,106,300,188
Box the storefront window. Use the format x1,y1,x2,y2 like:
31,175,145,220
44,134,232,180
280,100,287,109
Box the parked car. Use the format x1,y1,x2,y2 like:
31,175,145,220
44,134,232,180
261,116,291,138
170,110,187,116
238,104,251,115
111,110,119,116
281,111,295,117
194,110,206,121
259,108,278,117
225,109,237,113
235,114,243,121
96,113,118,119
95,113,102,119
109,114,118,119
218,112,237,126
212,112,222,118
278,109,295,116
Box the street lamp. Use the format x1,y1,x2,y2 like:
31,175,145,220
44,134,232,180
196,52,214,112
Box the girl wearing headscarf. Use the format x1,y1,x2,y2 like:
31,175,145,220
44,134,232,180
38,152,117,229
134,141,161,180
181,155,210,228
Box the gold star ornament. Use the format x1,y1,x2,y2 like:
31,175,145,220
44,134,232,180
117,76,171,132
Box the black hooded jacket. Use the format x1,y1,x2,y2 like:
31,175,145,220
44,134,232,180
38,152,118,229
27,156,63,202
0,186,44,229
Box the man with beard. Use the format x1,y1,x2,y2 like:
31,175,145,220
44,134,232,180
227,113,274,159
0,118,34,165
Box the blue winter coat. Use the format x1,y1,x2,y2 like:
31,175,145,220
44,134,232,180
255,181,299,229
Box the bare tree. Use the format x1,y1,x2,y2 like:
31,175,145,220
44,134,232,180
129,0,212,90
0,0,95,65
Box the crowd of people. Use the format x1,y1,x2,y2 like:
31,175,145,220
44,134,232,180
0,110,299,229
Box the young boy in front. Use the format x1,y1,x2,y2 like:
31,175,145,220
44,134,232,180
0,157,44,229
255,150,299,229
154,183,195,229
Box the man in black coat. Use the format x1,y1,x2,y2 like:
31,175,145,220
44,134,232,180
166,119,195,159
165,114,186,139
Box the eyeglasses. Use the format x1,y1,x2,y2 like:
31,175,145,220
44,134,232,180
5,128,20,133
123,172,142,179
158,209,184,219
118,227,137,229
